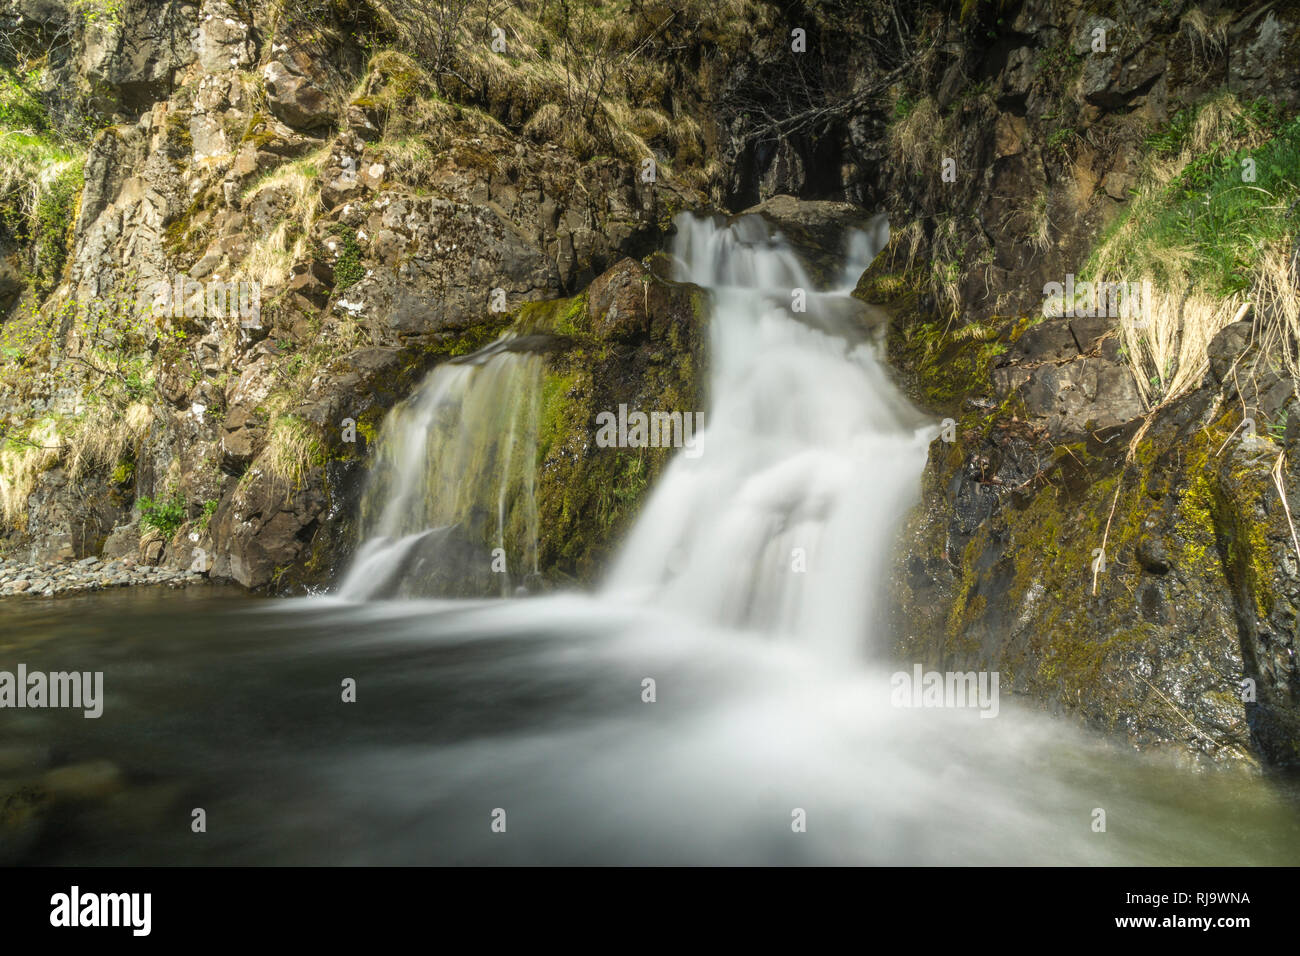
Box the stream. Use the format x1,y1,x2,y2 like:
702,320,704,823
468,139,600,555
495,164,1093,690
3,213,1298,865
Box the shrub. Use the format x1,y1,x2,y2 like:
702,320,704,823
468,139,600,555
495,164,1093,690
138,493,186,537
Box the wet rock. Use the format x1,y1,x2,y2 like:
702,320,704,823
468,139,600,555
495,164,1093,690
736,195,884,287
40,761,124,802
1136,536,1171,574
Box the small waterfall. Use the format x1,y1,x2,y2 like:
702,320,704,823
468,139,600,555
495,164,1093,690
603,212,934,660
336,340,543,600
341,209,932,663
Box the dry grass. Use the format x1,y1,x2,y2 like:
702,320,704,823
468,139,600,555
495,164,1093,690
888,96,942,176
928,216,964,319
1183,7,1232,62
1116,286,1242,407
262,414,324,493
233,144,330,291
0,418,61,527
1029,188,1051,253
64,399,153,482
1252,241,1300,386
361,0,750,172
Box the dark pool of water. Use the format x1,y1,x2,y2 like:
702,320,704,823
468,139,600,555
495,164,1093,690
2,586,1298,865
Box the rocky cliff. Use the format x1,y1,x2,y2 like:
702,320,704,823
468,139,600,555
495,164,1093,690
0,0,762,588
844,0,1300,769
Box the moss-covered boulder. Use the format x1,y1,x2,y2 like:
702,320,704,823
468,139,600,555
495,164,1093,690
507,257,708,587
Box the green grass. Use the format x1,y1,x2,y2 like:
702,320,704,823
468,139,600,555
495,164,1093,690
1088,99,1300,297
1080,94,1300,404
0,67,86,291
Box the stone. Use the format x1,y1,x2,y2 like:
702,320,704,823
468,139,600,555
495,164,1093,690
1136,536,1171,574
1102,171,1136,200
262,59,333,131
994,113,1027,158
40,761,124,802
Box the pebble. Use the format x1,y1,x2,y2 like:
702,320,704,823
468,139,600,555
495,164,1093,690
0,556,206,598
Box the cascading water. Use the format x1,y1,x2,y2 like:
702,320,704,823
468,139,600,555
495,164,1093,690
341,210,932,662
605,213,933,658
337,338,543,600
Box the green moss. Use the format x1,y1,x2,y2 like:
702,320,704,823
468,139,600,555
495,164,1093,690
445,321,506,357
518,292,590,336
536,368,583,467
329,224,365,290
165,108,191,152
888,306,1011,414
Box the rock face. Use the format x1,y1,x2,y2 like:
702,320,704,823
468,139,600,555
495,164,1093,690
0,0,746,591
845,1,1300,768
525,258,708,585
886,327,1300,766
991,317,1144,436
261,56,331,131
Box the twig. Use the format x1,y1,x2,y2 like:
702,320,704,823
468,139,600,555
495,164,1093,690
1271,451,1300,568
1093,416,1154,595
1130,669,1238,753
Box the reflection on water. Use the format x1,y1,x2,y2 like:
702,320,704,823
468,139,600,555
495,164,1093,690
2,587,1297,865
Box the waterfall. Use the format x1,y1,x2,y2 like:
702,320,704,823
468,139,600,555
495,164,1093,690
604,212,933,659
336,340,543,600
340,209,933,660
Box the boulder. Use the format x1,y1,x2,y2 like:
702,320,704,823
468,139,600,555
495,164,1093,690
735,195,884,287
262,56,333,131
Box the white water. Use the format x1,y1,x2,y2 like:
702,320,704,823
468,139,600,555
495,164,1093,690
605,213,932,659
338,341,543,600
342,211,932,660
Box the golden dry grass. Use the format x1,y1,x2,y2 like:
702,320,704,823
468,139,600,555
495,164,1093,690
888,96,942,176
65,399,153,482
233,145,330,291
0,418,61,526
